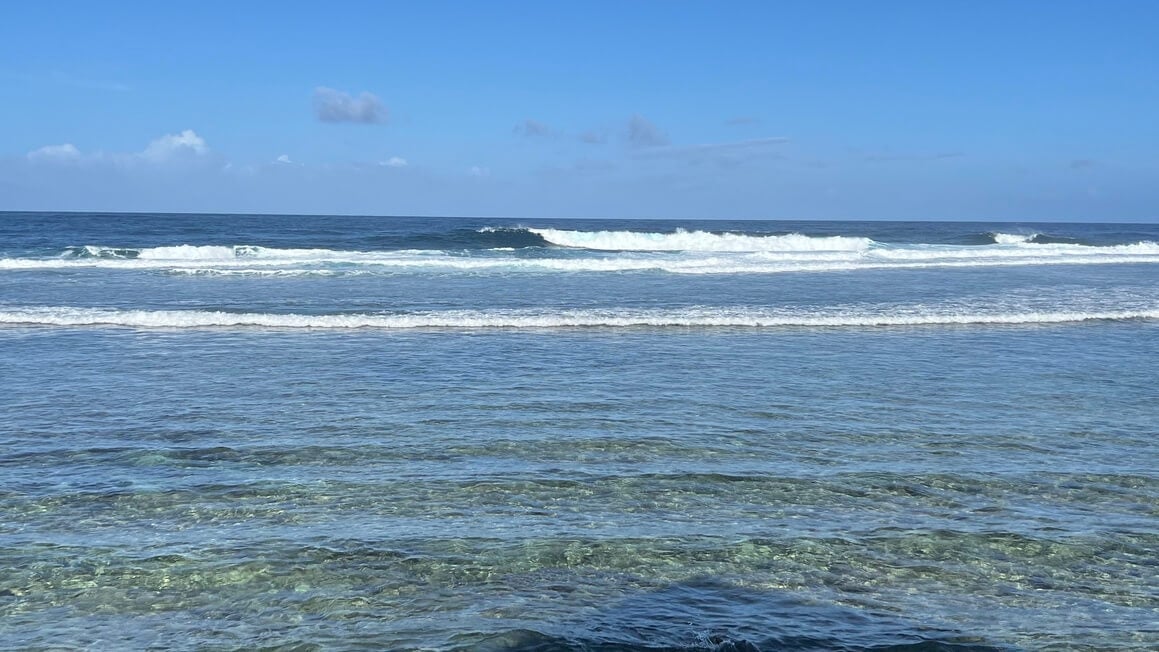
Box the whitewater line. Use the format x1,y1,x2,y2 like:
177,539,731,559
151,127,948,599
1,307,1156,330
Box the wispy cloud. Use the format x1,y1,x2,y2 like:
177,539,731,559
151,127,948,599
634,136,789,159
380,156,408,168
625,115,668,148
535,157,617,179
26,143,82,162
579,130,607,145
313,87,388,124
862,151,963,162
513,119,553,138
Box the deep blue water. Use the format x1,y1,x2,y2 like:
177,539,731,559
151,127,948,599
1,213,1157,651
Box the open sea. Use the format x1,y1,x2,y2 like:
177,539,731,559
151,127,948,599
0,212,1156,652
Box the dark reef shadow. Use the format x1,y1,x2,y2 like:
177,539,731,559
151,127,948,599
453,578,1011,652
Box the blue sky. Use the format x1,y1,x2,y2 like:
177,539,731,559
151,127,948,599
2,1,1156,220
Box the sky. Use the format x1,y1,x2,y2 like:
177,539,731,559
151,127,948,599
1,0,1157,220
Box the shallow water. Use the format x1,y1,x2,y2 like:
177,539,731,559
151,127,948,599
1,214,1157,650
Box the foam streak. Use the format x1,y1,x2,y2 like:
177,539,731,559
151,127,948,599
2,307,1155,330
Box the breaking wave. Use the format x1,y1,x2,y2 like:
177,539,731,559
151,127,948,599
990,232,1037,245
1,231,1157,275
526,228,873,252
986,232,1083,245
65,244,345,261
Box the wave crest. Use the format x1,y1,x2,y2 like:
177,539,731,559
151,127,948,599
989,232,1037,245
987,232,1083,246
527,228,874,252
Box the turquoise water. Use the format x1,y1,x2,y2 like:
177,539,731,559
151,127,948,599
1,214,1157,650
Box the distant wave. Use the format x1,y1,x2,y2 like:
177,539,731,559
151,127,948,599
986,232,1083,245
65,244,350,261
0,245,453,271
3,306,1155,330
2,235,1158,275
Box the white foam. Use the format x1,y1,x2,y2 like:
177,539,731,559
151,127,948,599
166,268,346,277
991,232,1037,244
2,306,1155,330
528,228,874,252
136,245,246,260
80,245,135,258
0,245,449,271
858,241,1159,263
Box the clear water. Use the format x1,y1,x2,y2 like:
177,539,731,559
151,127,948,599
1,213,1156,651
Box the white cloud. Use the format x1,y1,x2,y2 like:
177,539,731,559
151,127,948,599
468,166,490,177
24,130,211,167
140,130,209,162
27,143,82,162
276,154,293,164
313,87,388,124
380,156,408,168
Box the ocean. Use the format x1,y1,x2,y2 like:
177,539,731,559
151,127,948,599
0,212,1156,651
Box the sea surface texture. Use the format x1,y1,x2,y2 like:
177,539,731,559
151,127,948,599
1,213,1156,651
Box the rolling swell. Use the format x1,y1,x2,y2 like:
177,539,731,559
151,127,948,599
363,226,551,250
